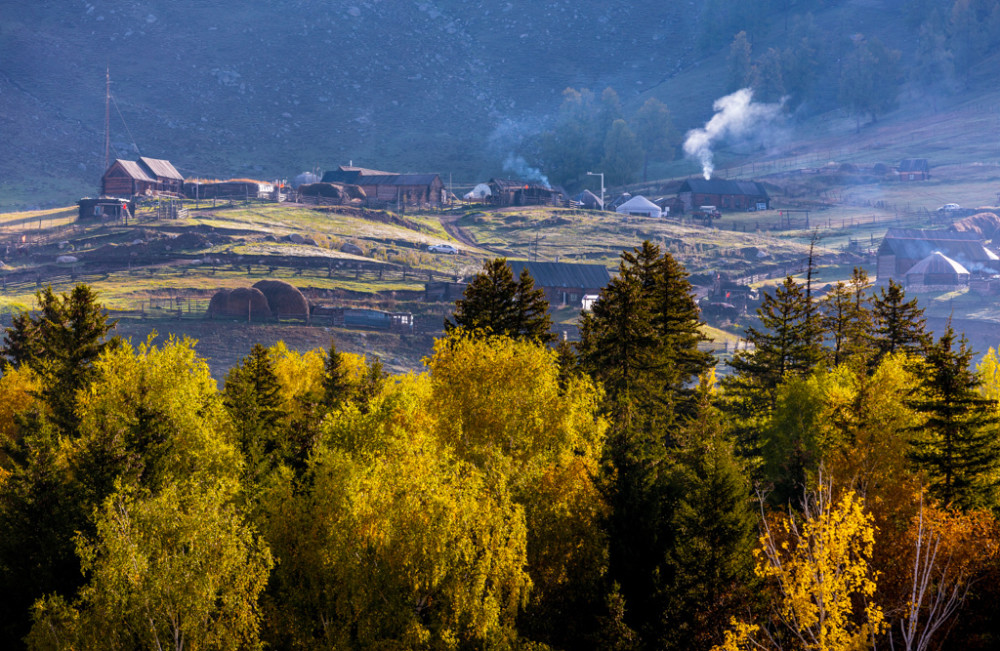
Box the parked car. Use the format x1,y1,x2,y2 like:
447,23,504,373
937,203,961,212
428,243,458,254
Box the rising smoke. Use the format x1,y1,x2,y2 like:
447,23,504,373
683,88,785,180
503,154,550,188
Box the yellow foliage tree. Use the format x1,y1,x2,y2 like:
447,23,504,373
715,478,884,651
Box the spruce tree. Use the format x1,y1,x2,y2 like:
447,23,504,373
821,267,873,366
446,258,555,343
223,344,286,492
872,279,928,362
0,285,118,435
908,324,1000,510
322,340,353,409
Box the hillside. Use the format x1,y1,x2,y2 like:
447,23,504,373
6,0,1000,211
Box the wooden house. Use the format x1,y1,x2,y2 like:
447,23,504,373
904,251,970,289
101,157,183,197
876,228,999,282
138,157,184,194
321,166,448,207
676,178,770,212
487,178,562,207
506,260,611,308
898,159,930,181
101,159,157,196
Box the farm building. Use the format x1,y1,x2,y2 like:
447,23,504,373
676,178,770,212
898,159,930,181
487,178,564,207
876,228,1000,282
904,251,970,289
101,157,183,197
184,179,276,200
77,197,136,221
321,166,448,207
616,195,661,218
506,260,611,308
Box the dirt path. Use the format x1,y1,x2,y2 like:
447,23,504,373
438,213,512,257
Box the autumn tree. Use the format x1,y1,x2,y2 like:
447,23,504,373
839,36,901,131
445,258,555,344
716,478,885,651
601,119,644,186
27,480,272,651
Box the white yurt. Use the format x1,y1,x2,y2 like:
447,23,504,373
616,195,661,218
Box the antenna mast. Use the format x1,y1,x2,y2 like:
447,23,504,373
103,65,111,173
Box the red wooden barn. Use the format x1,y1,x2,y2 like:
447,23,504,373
100,157,183,197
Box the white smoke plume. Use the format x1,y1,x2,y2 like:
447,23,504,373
503,154,550,188
683,88,785,180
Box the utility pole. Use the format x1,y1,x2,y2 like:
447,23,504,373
103,65,111,175
586,171,604,210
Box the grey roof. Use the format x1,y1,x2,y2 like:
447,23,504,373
899,159,929,173
879,228,999,265
111,159,155,182
905,251,970,276
507,260,611,290
321,169,440,187
392,173,440,185
678,177,769,198
138,157,183,181
489,178,554,192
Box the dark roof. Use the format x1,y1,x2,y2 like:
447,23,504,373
899,159,930,173
489,178,554,192
138,157,183,181
507,261,611,290
678,178,769,198
879,228,999,265
321,168,440,187
110,159,155,182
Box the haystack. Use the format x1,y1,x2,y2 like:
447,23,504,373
253,280,309,318
951,212,1000,242
207,287,272,319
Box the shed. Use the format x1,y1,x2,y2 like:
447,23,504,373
77,196,136,222
506,260,611,308
898,159,930,181
616,195,661,218
322,165,448,206
676,178,770,212
184,178,275,200
904,251,970,288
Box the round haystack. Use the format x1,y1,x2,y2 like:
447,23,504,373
951,212,1000,241
206,287,272,319
253,279,309,318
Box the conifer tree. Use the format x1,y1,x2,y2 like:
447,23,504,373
322,340,353,409
724,276,822,451
908,324,1000,510
872,279,928,362
822,268,873,366
446,258,555,343
0,285,118,435
223,344,286,492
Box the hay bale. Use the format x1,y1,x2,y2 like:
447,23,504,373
299,182,345,198
951,212,1000,241
206,287,272,319
253,280,309,318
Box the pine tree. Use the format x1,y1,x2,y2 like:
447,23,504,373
357,356,387,414
445,258,555,343
0,285,118,435
872,279,928,362
908,324,1000,510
